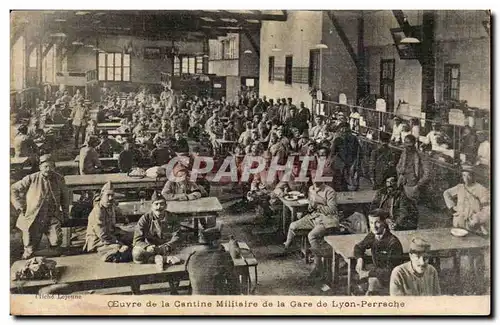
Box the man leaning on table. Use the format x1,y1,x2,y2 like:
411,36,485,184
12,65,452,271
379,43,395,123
161,163,207,201
354,209,403,295
390,238,441,296
132,191,186,264
11,154,69,259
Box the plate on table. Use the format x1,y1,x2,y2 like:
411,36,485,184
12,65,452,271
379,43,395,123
450,228,469,237
283,195,299,201
288,191,304,197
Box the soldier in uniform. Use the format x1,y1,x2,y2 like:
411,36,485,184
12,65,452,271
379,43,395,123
84,181,131,262
11,154,69,259
132,191,186,263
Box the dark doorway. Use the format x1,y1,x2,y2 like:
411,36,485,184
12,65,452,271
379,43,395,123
380,59,395,111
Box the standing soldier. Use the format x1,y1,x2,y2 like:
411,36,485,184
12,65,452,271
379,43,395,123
11,154,69,259
70,98,89,149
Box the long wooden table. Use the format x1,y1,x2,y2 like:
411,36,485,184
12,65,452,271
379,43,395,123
167,197,223,235
324,228,490,295
10,157,29,169
117,197,223,220
11,251,187,295
62,174,166,246
11,241,258,295
64,173,165,195
279,190,377,236
97,122,121,130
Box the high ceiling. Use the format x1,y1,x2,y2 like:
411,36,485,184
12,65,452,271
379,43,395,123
11,10,288,47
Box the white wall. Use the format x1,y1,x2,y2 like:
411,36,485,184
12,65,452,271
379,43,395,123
320,11,359,105
434,10,490,110
364,10,423,112
209,60,239,76
259,10,323,107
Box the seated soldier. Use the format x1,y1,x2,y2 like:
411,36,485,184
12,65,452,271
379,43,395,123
443,164,489,229
354,209,404,295
186,223,240,295
370,176,419,231
283,170,340,278
118,138,143,173
132,191,186,264
161,163,207,201
79,135,102,175
84,181,131,262
390,238,441,296
96,130,123,158
13,124,39,172
150,139,175,166
173,129,190,153
246,169,277,224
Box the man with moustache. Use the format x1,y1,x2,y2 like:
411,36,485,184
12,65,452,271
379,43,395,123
354,209,403,295
396,134,430,202
371,176,419,231
11,154,69,259
132,191,185,264
390,237,441,296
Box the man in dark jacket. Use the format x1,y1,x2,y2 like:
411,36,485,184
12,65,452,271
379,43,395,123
132,191,186,264
185,223,239,295
296,101,311,136
354,209,404,295
370,176,419,231
331,122,362,191
369,132,397,190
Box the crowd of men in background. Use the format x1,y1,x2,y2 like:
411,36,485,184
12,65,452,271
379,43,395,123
11,86,490,296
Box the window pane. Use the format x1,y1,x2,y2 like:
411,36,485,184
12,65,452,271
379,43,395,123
115,53,122,66
182,57,188,73
106,54,114,67
114,68,122,81
99,53,106,66
188,57,195,74
98,67,106,81
452,68,459,78
451,80,458,89
123,68,130,81
107,67,114,81
123,54,130,66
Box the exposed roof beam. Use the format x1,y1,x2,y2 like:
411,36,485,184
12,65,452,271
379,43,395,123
242,29,260,57
192,10,286,21
327,11,358,66
392,10,413,37
42,41,55,58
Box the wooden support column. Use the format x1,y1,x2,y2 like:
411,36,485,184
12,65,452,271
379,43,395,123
356,12,369,102
37,42,43,85
203,38,209,74
420,10,436,115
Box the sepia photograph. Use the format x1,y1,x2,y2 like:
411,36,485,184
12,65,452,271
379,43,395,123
8,8,491,316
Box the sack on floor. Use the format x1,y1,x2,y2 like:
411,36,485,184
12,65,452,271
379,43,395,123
15,257,57,280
